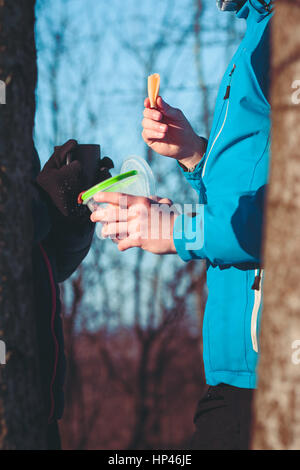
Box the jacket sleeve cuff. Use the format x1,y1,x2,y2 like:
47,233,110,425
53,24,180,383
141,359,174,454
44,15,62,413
173,208,205,262
176,158,207,193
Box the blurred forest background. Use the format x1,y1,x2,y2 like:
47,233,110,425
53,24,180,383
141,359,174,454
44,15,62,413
34,0,245,450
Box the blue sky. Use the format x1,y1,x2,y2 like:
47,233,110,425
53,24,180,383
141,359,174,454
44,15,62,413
34,0,245,176
34,0,245,330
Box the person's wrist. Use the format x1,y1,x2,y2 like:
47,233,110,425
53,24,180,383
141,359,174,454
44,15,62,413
157,208,178,254
168,213,178,254
178,136,207,171
178,152,202,172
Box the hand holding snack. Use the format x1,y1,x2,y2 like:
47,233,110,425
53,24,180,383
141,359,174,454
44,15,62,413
143,77,207,168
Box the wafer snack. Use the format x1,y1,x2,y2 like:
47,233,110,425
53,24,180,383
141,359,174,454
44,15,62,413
148,73,160,109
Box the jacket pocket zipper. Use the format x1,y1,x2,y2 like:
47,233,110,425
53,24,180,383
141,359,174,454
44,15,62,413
251,268,263,353
202,64,236,178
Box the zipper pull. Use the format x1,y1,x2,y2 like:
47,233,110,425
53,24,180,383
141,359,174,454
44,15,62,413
224,64,236,100
224,86,231,100
229,64,236,77
252,269,262,291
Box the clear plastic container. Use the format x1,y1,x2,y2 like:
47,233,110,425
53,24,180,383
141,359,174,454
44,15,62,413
80,155,156,212
120,155,156,197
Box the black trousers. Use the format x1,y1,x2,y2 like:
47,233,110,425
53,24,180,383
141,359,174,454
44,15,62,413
47,421,62,450
190,384,254,450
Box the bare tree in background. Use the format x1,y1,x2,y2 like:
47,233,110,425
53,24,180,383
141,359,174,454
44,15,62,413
34,0,243,450
0,0,47,449
251,0,300,450
108,1,206,449
193,0,210,137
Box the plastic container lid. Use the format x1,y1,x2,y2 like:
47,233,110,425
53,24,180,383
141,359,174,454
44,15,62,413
81,170,138,204
81,156,156,205
120,155,156,196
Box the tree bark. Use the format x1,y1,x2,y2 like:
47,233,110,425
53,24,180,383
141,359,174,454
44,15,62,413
0,0,47,449
251,0,300,450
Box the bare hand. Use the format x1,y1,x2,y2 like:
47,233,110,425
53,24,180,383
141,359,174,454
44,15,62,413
142,96,207,168
90,192,179,254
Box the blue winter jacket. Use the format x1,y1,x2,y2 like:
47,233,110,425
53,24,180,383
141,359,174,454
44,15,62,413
173,0,273,389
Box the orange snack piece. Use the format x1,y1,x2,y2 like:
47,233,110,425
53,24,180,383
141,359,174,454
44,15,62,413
148,73,160,109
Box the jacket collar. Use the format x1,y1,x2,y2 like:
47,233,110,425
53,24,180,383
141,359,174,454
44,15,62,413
237,0,273,22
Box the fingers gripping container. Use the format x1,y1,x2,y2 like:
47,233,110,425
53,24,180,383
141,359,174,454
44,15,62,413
80,156,156,238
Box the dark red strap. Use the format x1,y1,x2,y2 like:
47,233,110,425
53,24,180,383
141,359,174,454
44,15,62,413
39,242,59,423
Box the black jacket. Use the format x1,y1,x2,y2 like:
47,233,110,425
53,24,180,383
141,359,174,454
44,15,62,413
32,147,94,422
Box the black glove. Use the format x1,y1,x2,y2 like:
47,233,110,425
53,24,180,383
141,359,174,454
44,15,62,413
36,140,114,225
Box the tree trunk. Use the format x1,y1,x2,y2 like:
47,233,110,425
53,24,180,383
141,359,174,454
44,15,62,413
0,0,47,449
251,1,300,450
